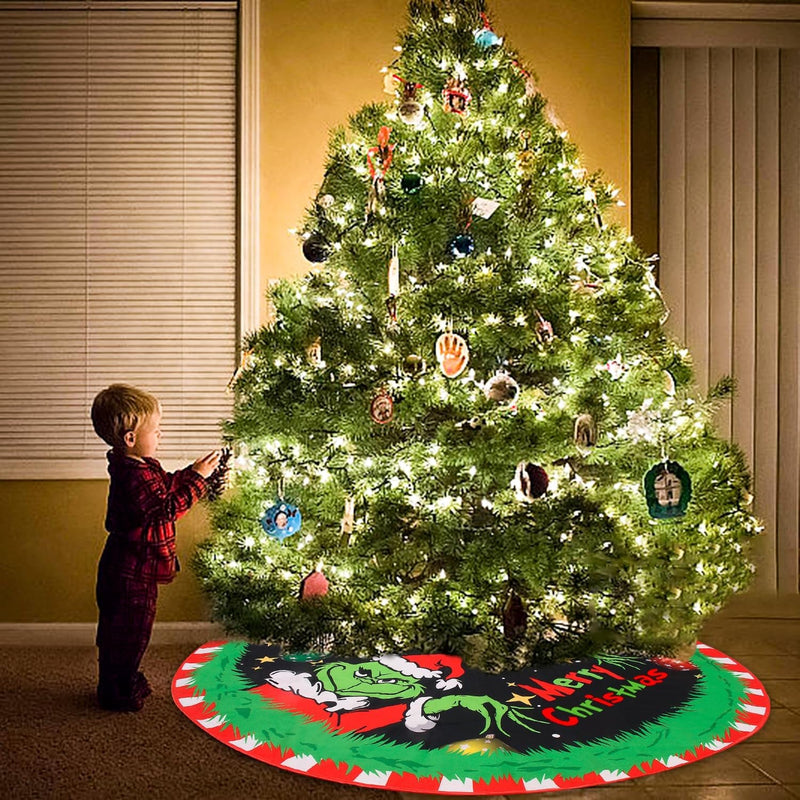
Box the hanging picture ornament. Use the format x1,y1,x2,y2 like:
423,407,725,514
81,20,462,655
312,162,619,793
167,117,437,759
574,413,597,453
299,569,329,600
397,79,425,126
401,173,423,194
366,126,394,217
644,460,692,519
435,332,469,379
512,462,549,501
370,389,394,424
302,232,330,264
484,371,519,405
474,13,503,49
442,76,471,115
260,501,302,541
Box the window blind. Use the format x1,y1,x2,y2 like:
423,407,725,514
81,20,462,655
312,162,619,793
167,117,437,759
0,1,237,478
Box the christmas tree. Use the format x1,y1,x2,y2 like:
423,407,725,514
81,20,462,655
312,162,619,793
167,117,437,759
195,0,760,670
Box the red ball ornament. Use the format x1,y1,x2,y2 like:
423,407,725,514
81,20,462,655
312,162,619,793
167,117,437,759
512,462,549,501
299,570,329,600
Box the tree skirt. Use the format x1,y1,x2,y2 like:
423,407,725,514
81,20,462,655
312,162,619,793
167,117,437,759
172,641,769,795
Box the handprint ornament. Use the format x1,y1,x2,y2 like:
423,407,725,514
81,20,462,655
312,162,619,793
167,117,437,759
435,332,469,379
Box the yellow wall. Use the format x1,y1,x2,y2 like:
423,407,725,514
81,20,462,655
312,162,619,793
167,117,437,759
0,0,630,624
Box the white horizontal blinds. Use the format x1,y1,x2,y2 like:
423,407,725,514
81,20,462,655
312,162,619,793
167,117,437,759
0,3,237,476
659,46,800,593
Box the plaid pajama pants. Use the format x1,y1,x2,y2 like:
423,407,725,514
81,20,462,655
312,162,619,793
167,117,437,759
95,549,158,706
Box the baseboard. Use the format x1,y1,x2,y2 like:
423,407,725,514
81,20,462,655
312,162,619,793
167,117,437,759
0,621,226,647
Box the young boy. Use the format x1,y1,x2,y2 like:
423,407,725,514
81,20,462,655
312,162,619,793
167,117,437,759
91,384,221,712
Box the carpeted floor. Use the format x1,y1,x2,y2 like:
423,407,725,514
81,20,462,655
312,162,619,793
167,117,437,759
2,600,799,800
0,643,400,800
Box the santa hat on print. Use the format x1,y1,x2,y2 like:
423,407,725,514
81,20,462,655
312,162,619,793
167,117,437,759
373,653,464,691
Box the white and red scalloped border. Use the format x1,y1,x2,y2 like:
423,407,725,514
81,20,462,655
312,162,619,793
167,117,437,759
171,640,770,795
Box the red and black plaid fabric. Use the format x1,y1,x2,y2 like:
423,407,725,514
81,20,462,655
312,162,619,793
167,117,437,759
95,451,207,708
95,566,158,708
102,450,207,584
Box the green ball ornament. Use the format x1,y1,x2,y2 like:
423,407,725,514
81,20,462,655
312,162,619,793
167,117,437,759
402,173,423,194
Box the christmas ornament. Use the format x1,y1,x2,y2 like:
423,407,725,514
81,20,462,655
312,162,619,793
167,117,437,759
626,404,658,443
471,197,500,219
601,354,627,380
401,173,423,194
474,27,502,49
484,372,519,405
317,193,335,209
387,244,400,296
205,447,231,501
260,501,302,541
512,462,548,501
299,569,329,600
457,416,483,433
534,312,554,344
664,370,676,396
307,337,324,368
449,232,475,258
644,460,692,519
435,332,469,378
398,80,424,126
403,354,426,376
370,389,394,424
442,76,471,114
447,734,515,756
573,414,597,453
366,126,394,217
502,591,527,640
367,176,386,217
340,496,355,546
474,12,502,49
302,233,330,263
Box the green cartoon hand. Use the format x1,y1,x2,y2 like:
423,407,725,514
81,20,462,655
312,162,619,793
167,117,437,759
422,695,511,735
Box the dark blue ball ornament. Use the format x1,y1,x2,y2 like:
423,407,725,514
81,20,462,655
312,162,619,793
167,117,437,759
474,28,502,49
449,233,475,259
260,501,302,541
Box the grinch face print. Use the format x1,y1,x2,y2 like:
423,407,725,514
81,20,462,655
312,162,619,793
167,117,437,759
316,660,426,700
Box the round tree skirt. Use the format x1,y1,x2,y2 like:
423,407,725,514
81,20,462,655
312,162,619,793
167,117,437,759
172,641,769,795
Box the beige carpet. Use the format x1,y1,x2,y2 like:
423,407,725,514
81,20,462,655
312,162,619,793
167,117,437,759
0,643,404,800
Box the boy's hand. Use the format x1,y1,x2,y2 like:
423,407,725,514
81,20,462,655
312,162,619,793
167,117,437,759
192,450,221,478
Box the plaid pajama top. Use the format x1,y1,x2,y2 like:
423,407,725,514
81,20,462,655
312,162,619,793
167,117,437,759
102,451,207,584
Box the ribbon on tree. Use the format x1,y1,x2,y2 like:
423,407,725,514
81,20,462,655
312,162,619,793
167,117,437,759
366,126,395,216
